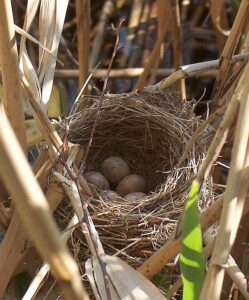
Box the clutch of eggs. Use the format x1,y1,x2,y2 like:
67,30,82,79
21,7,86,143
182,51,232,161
84,156,147,200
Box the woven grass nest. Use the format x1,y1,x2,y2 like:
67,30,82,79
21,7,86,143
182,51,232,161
64,88,213,269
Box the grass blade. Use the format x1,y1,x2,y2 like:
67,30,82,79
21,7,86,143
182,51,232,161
180,180,205,300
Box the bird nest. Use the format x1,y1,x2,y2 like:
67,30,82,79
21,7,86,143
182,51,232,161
58,88,214,269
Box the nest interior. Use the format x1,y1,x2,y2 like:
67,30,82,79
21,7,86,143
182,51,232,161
61,89,213,268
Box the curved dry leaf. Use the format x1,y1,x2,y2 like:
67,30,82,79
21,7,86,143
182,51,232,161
86,255,167,300
20,50,41,102
19,0,69,111
15,25,55,57
38,0,56,77
40,0,69,108
209,0,230,36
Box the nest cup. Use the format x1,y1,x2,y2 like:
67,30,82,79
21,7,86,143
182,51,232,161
66,89,213,267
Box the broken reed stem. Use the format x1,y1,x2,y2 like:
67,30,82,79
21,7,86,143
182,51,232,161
151,52,249,91
211,0,249,101
76,0,90,91
200,61,249,300
0,104,88,300
0,0,26,152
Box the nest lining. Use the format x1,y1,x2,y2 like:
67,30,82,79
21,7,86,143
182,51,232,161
59,89,214,268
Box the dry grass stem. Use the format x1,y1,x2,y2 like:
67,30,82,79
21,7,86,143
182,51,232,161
0,0,26,152
0,211,28,298
0,149,54,297
226,256,249,299
135,0,170,90
200,61,249,300
180,106,226,163
20,73,63,155
147,0,169,85
89,0,114,69
0,104,88,300
76,0,90,91
196,94,239,183
23,214,79,300
118,0,144,69
19,0,69,110
211,0,249,101
209,0,229,36
0,203,9,233
170,0,186,99
53,160,112,299
86,255,166,300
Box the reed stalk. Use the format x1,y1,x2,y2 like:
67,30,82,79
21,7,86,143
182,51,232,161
0,0,26,152
76,0,90,91
0,104,88,300
200,61,249,300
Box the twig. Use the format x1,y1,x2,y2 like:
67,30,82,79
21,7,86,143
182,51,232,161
69,62,101,117
80,19,125,173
